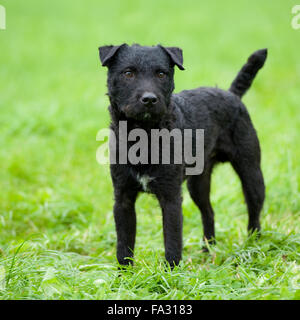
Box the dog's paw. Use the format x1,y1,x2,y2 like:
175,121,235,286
202,237,216,253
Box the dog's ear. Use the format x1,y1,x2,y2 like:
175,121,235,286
158,45,185,70
98,44,126,67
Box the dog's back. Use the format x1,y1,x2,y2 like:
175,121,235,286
172,49,268,164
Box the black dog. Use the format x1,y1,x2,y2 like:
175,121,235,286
98,44,267,267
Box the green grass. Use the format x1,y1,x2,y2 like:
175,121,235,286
0,0,300,300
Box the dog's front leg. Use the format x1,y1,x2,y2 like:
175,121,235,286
157,188,183,268
113,188,138,266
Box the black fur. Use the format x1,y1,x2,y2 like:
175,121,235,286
229,49,267,97
98,44,267,268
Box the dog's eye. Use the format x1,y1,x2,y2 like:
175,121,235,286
157,71,166,79
124,70,134,78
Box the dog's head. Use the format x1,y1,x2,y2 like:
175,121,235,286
99,44,184,122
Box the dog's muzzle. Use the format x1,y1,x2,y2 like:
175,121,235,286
140,92,158,107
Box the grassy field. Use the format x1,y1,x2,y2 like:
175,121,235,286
0,0,299,300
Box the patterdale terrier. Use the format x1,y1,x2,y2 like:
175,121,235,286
98,44,267,268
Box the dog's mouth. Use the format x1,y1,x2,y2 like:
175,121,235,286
122,103,167,122
143,112,152,120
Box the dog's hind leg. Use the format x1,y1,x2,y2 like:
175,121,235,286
187,163,216,245
230,113,265,234
231,159,265,234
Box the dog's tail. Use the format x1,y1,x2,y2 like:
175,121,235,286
229,48,267,98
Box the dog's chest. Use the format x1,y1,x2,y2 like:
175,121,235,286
136,174,155,192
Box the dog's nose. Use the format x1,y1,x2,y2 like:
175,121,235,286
140,92,158,106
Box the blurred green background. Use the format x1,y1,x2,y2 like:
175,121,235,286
0,0,299,299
